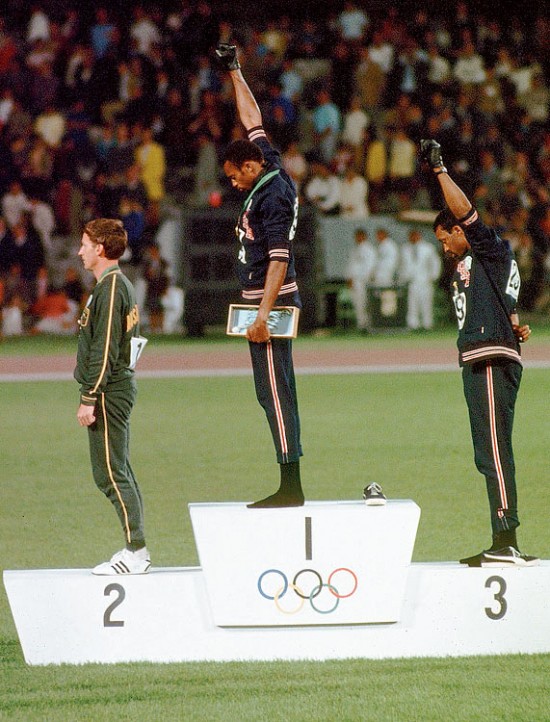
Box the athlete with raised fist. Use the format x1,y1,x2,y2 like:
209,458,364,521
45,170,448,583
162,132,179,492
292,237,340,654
421,139,539,567
216,43,304,508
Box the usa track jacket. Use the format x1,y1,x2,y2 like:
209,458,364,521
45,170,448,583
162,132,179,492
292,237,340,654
452,208,521,367
235,127,299,302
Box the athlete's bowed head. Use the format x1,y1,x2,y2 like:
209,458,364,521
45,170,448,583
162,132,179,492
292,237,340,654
223,139,265,193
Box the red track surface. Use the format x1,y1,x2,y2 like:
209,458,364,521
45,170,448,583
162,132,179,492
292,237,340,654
1,341,549,375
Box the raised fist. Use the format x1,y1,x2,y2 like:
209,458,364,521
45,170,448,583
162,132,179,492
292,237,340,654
215,43,240,71
420,139,445,170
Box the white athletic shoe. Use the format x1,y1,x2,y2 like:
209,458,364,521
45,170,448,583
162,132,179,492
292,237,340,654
92,547,151,575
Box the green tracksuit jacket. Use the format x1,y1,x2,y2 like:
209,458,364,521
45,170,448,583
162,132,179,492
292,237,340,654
74,265,139,402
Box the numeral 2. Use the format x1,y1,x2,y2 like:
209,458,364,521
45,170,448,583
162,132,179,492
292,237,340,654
104,583,125,627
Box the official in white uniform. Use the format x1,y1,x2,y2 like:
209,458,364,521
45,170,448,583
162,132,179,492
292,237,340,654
399,228,442,330
346,227,376,330
372,227,399,287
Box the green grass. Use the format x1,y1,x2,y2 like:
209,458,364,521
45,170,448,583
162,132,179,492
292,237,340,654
1,350,550,720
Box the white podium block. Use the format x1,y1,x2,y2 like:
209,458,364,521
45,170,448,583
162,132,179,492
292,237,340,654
5,562,550,665
189,500,420,626
3,567,212,665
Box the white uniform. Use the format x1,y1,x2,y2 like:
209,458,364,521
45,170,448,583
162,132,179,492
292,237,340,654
400,239,442,330
372,236,399,287
346,239,376,330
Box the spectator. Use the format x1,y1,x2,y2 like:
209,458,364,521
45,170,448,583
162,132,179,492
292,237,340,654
135,126,166,226
1,290,25,336
2,181,29,228
187,89,226,151
34,104,66,149
0,87,15,127
425,42,452,92
385,37,429,106
278,59,303,105
354,46,387,116
21,135,54,199
453,39,487,89
129,6,161,58
119,195,146,263
304,159,341,215
264,82,297,147
282,141,308,196
341,95,370,173
339,165,369,220
368,29,394,76
90,8,117,60
141,242,169,332
27,194,55,255
5,97,32,144
26,4,51,45
28,61,60,115
188,132,221,209
0,20,17,77
105,122,135,181
119,163,149,209
337,1,370,45
364,129,387,214
518,71,549,125
312,88,341,165
477,65,505,119
387,127,417,210
30,283,78,335
9,216,46,308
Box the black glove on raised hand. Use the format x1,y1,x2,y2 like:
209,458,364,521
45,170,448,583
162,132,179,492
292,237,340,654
420,139,446,171
215,43,240,71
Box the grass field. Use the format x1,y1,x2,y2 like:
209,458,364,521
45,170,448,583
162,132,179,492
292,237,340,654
1,332,550,721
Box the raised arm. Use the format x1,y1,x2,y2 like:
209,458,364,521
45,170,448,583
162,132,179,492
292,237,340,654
420,139,472,219
216,44,262,131
229,68,262,131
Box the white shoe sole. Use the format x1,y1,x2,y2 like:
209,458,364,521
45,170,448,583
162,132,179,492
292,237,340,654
481,557,539,568
92,562,151,575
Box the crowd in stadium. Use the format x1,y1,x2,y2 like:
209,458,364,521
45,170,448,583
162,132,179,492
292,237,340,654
0,0,548,335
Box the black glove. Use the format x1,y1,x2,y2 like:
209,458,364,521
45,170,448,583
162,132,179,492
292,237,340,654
420,139,445,170
215,43,240,71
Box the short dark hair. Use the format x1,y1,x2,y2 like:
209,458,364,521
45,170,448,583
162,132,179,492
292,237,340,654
433,208,456,232
223,139,264,167
84,218,128,260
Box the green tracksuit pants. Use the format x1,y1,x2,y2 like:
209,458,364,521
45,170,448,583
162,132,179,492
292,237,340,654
87,379,145,549
462,359,522,536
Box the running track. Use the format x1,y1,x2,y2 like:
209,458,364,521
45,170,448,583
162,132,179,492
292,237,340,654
1,342,550,382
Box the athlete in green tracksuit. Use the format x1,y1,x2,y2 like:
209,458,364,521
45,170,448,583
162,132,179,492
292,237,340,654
421,139,538,568
75,218,150,575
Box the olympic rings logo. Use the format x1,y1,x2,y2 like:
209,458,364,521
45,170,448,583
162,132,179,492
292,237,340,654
257,567,358,615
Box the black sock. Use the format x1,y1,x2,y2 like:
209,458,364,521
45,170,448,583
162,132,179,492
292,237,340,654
491,529,517,550
280,460,303,495
247,461,304,508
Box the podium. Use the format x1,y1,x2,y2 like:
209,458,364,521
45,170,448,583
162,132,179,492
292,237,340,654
189,500,420,626
4,500,550,665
